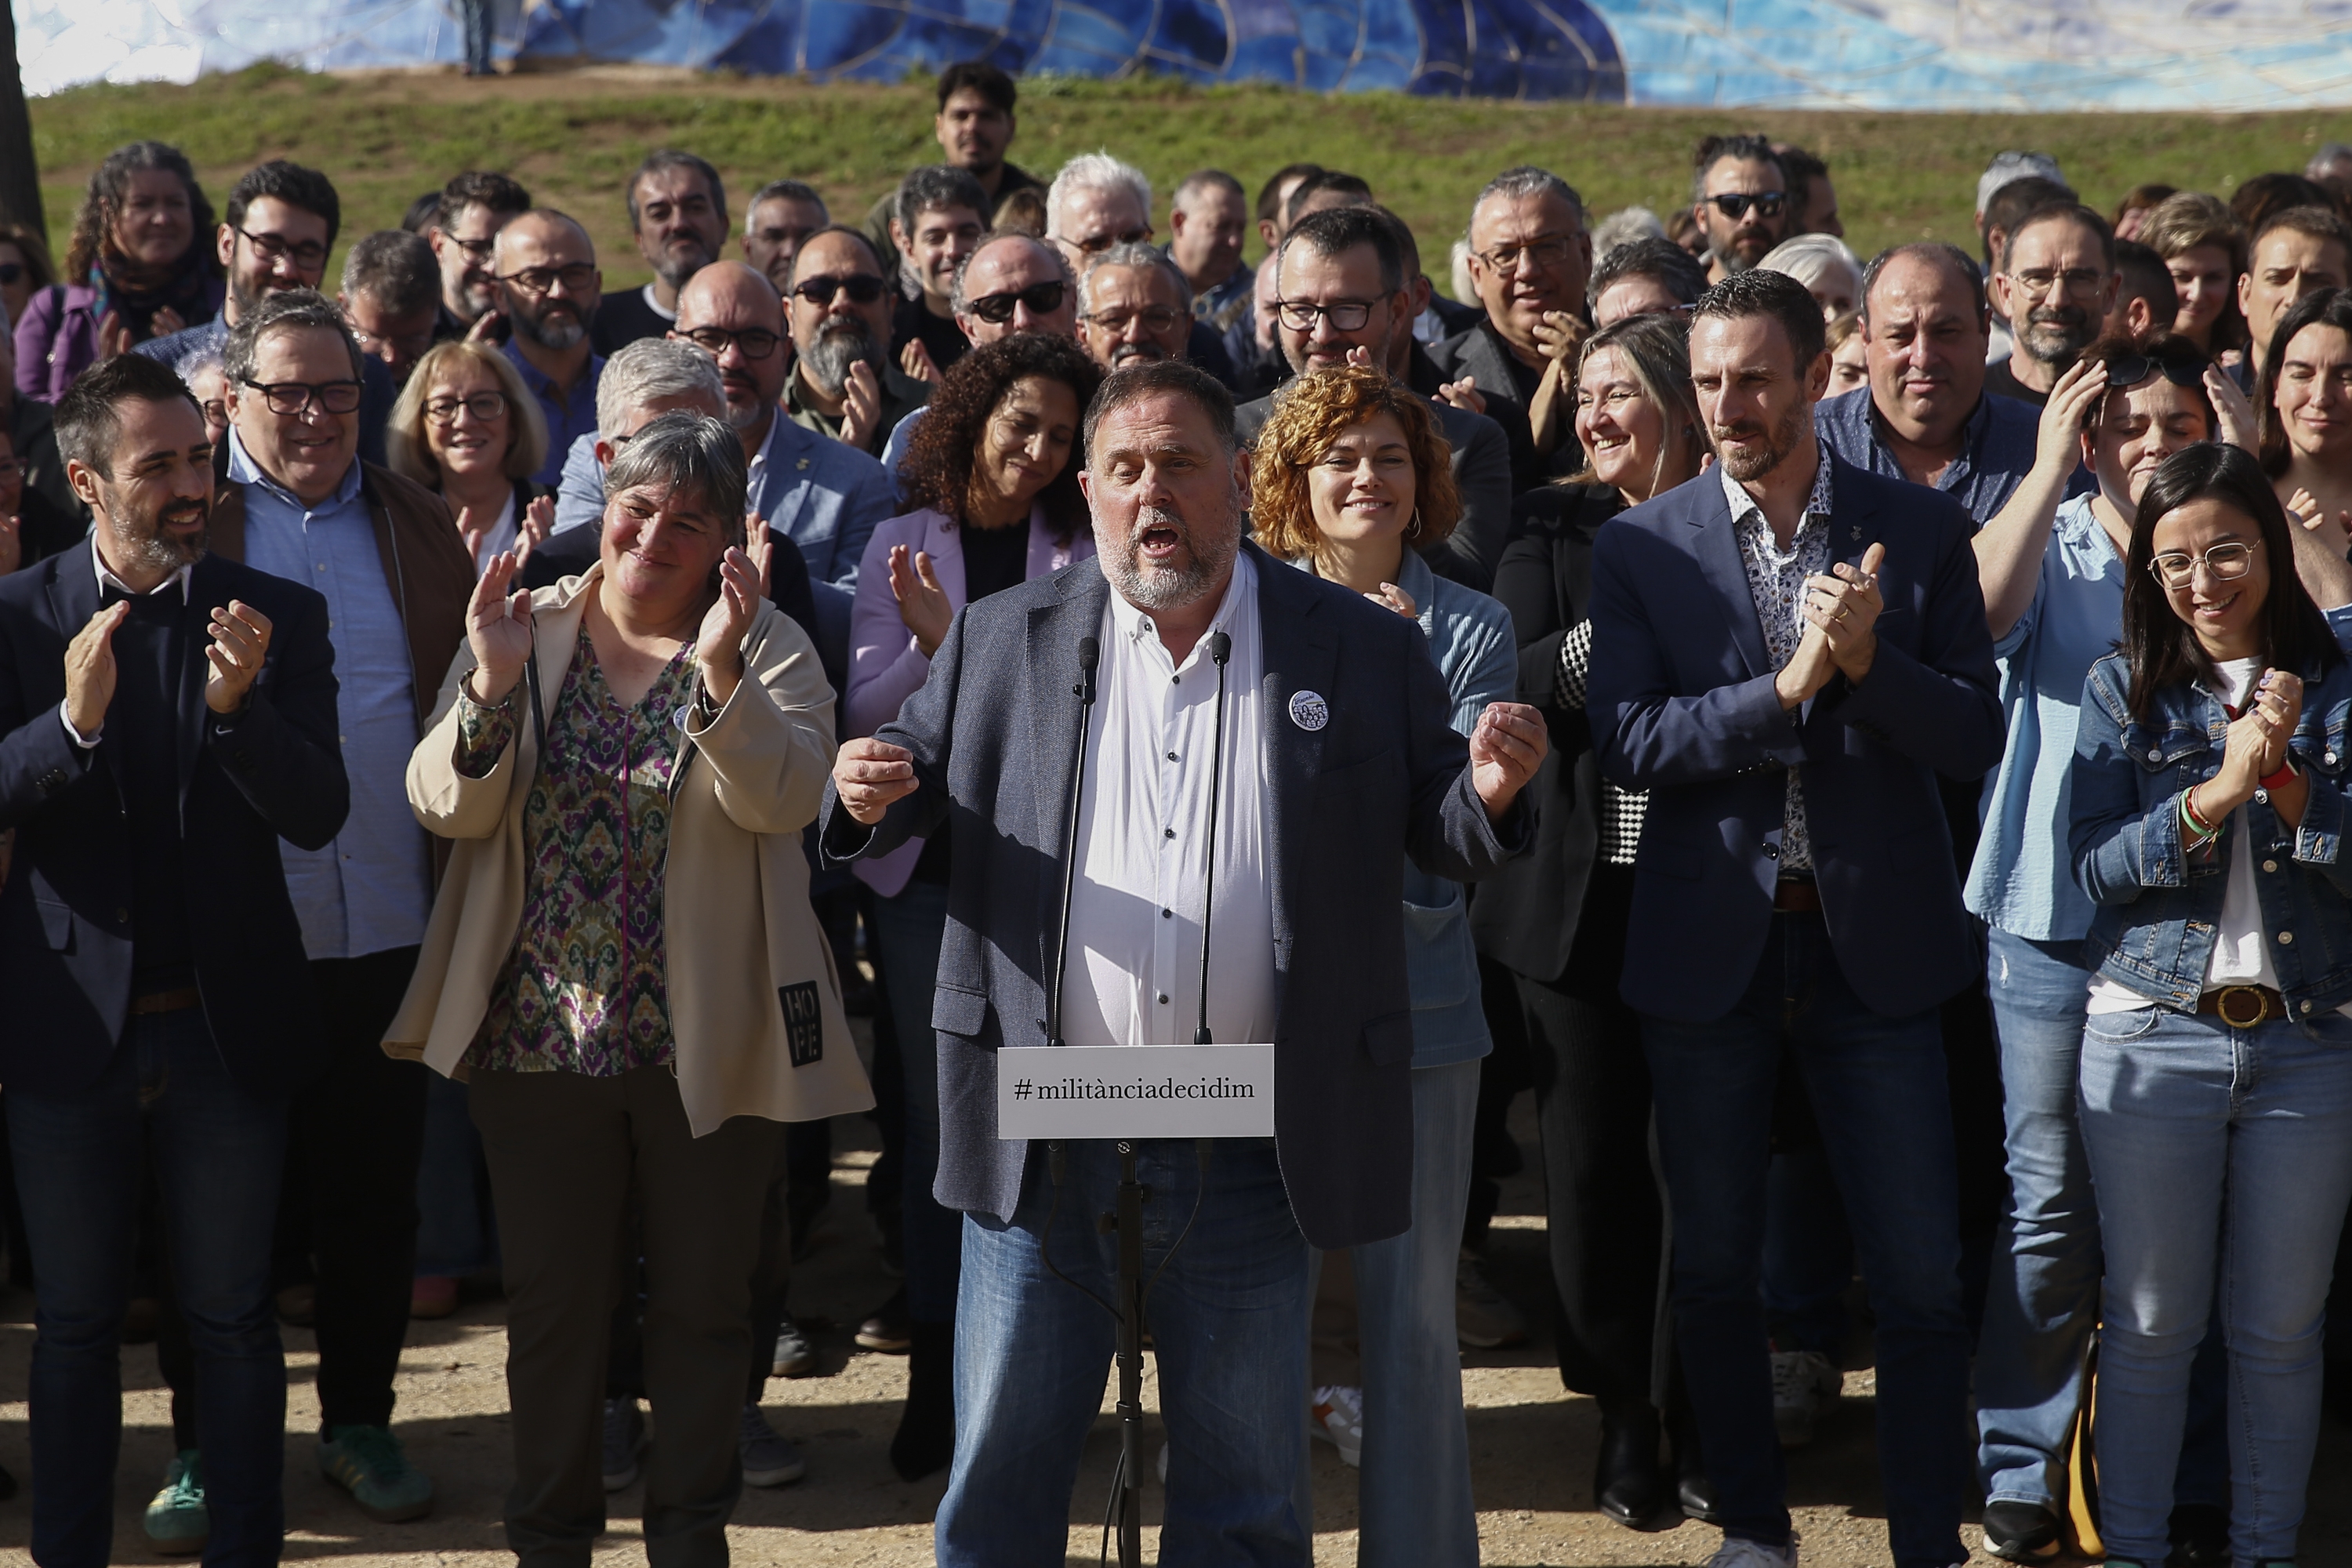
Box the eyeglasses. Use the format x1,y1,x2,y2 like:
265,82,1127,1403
200,398,227,426
0,263,20,285
2101,352,2205,392
1704,193,1788,221
350,322,437,359
2148,539,2261,589
236,227,330,270
680,325,784,359
1276,299,1376,332
965,281,1066,324
424,390,510,423
1083,306,1185,336
443,234,497,262
497,263,597,296
2009,267,2110,299
1059,227,1152,256
1473,234,1578,273
791,274,887,307
239,376,363,416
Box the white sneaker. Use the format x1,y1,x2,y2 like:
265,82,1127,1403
1310,1385,1363,1468
1769,1348,1841,1447
1706,1533,1799,1568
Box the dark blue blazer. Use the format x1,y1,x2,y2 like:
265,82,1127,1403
818,543,1530,1249
1587,453,2003,1023
0,542,349,1094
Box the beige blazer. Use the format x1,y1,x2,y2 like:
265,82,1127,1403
383,564,874,1134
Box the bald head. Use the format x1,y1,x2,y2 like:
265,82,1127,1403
677,260,784,335
493,209,601,355
495,209,594,271
954,233,1078,343
670,260,789,440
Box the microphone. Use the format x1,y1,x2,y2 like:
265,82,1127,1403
1193,630,1232,1046
1047,635,1100,1051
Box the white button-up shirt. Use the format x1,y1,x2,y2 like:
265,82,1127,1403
1060,551,1278,1047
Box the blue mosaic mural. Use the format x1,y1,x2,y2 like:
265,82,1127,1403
17,0,2352,107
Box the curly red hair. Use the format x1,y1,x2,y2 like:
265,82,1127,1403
1249,366,1459,562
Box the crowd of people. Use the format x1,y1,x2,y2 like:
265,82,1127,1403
5,55,2352,1568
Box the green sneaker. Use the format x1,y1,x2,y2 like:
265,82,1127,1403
142,1450,209,1555
318,1424,434,1522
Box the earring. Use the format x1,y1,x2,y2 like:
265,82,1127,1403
1406,505,1422,540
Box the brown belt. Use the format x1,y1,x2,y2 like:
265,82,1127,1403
1773,877,1822,913
2198,985,2285,1028
130,987,201,1016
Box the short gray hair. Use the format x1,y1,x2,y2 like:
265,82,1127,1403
749,179,827,226
595,336,725,442
1171,169,1244,213
225,288,364,388
1083,358,1235,457
1976,151,2065,216
341,229,439,317
1469,166,1584,237
896,165,989,236
1047,153,1152,234
1080,242,1189,314
602,410,748,543
950,232,1073,318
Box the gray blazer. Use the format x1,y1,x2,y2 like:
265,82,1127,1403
818,543,1530,1248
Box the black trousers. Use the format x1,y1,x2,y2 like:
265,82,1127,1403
292,946,430,1432
1510,866,1676,1407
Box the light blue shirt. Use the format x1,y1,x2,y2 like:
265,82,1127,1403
1965,495,2127,942
228,432,430,960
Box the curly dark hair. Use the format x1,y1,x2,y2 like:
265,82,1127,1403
64,141,217,282
898,333,1102,542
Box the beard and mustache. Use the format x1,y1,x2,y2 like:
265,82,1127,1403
2020,301,2096,367
1096,500,1241,612
1708,397,1809,483
507,293,586,352
802,314,877,397
107,487,209,577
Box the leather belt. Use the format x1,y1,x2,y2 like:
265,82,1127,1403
1773,877,1822,913
2198,984,2285,1028
130,987,201,1016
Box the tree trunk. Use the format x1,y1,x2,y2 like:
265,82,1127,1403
0,2,45,243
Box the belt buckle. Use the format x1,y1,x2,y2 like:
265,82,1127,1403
2215,985,2273,1028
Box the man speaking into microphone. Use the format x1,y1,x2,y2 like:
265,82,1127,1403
822,358,1544,1565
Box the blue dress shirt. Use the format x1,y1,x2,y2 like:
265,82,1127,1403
1813,384,2087,528
503,339,604,488
227,432,430,959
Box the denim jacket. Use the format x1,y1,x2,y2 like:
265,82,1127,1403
1294,549,1515,1065
2071,648,2352,1013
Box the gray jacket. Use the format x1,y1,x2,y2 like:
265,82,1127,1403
818,543,1530,1248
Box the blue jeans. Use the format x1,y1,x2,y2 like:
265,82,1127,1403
2078,1002,2352,1565
1977,928,2228,1512
873,879,960,1323
1345,1058,1480,1568
6,1009,289,1568
1762,1142,1852,1359
938,1138,1312,1567
1640,910,1969,1568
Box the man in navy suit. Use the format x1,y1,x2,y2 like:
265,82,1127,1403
0,353,348,1567
822,360,1544,1565
1588,270,2003,1568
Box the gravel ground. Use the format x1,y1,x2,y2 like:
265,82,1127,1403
2,1097,2347,1566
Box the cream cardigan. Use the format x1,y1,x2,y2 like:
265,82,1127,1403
383,564,874,1134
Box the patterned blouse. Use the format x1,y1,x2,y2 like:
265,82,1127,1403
457,625,702,1076
1722,459,1835,875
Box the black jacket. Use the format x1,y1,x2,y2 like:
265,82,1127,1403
0,543,348,1092
1469,485,1620,982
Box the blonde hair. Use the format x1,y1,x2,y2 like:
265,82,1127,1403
1250,365,1460,561
387,340,549,488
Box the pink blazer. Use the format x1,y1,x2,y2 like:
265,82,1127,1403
846,505,1094,896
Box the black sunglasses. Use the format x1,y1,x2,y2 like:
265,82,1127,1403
1705,192,1787,220
792,274,887,307
2102,351,2205,392
965,281,1066,324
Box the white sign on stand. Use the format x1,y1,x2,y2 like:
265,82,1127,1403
997,1044,1276,1139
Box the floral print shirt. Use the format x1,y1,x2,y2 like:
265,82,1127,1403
1722,457,1836,875
457,626,701,1075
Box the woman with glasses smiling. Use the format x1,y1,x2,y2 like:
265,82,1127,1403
2067,441,2352,1568
389,340,556,575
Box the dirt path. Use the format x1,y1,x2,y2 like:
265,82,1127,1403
2,1100,2347,1566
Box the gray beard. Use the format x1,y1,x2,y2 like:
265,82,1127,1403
512,303,585,352
111,505,208,577
1711,401,1807,482
1097,506,1240,612
804,321,875,397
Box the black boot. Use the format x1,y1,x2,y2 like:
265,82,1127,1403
1593,1398,1674,1530
888,1320,956,1482
1667,1404,1720,1524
